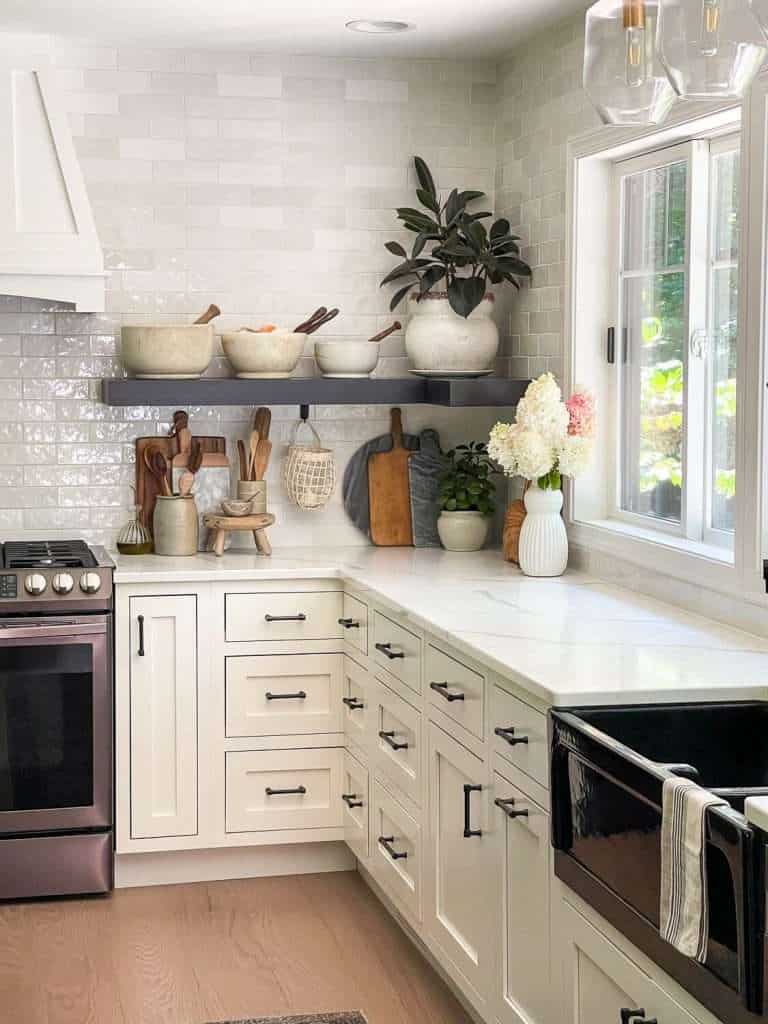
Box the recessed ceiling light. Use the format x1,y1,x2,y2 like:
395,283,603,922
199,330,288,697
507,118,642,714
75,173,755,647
345,20,413,34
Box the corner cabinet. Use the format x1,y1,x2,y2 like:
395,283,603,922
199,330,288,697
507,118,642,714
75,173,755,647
127,594,198,840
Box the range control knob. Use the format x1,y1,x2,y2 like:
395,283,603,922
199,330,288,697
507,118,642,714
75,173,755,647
79,572,102,595
52,572,74,595
24,573,47,596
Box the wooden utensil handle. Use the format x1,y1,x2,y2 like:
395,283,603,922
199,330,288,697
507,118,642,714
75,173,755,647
194,303,221,324
390,407,404,449
369,321,401,344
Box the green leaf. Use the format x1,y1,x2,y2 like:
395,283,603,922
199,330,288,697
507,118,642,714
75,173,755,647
444,189,461,226
389,283,414,311
416,188,441,215
414,156,437,198
490,218,510,240
465,219,488,251
447,277,486,318
385,241,407,258
457,190,485,206
419,266,446,294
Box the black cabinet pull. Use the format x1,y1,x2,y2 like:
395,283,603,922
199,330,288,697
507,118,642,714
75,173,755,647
495,725,529,747
265,690,307,701
378,835,408,860
265,785,307,796
620,1011,657,1024
137,614,145,657
265,613,307,622
463,783,482,838
342,696,364,711
342,793,363,809
338,618,360,629
430,681,465,703
379,729,409,751
375,642,405,660
495,797,529,820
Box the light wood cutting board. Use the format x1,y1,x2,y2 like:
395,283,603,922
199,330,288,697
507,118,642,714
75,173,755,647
368,407,414,547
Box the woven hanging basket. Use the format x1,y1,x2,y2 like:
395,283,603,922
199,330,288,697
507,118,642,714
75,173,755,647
282,418,336,511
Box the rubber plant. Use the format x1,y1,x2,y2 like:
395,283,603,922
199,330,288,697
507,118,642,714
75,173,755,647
381,156,532,318
439,442,496,517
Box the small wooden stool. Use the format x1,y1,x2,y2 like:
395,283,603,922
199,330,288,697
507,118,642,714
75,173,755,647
203,512,275,556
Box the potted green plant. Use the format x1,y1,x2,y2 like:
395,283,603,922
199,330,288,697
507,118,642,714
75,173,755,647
437,442,496,551
381,156,531,376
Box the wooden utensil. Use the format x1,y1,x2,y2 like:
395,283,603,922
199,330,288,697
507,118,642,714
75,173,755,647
294,307,339,335
178,443,204,496
294,307,327,333
237,439,248,481
194,303,221,324
369,321,401,344
253,439,272,480
248,431,260,480
137,432,227,526
151,450,172,497
252,407,271,441
367,407,414,547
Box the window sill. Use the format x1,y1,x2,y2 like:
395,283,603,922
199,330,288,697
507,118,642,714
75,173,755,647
581,518,734,564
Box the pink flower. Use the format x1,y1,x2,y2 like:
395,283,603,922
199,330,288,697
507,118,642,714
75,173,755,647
566,391,595,438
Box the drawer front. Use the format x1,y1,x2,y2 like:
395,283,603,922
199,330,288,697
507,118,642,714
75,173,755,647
225,591,343,643
225,748,343,833
343,656,371,753
372,611,422,694
342,750,369,860
372,678,421,806
339,593,368,656
426,643,485,740
371,781,421,923
226,654,343,737
492,684,548,788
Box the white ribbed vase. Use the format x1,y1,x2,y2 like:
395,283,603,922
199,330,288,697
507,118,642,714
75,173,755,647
518,484,568,577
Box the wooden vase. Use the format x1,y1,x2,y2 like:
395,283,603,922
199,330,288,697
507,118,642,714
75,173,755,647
503,498,527,565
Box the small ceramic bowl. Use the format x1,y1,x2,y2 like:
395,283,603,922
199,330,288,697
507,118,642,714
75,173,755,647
221,499,252,517
221,331,306,379
314,340,380,378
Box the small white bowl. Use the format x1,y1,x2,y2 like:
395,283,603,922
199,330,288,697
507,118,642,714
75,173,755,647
221,331,307,379
314,340,380,378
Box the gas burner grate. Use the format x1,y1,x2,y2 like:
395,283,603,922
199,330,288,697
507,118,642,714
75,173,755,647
3,540,97,570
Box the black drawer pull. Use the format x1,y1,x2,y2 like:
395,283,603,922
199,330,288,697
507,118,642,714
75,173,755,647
620,1011,657,1024
338,618,360,629
379,730,408,751
430,681,465,703
375,642,405,660
265,613,307,622
463,783,483,838
342,793,363,809
265,785,307,796
342,696,364,711
495,725,529,747
137,614,145,657
265,690,307,701
495,797,529,820
378,835,408,860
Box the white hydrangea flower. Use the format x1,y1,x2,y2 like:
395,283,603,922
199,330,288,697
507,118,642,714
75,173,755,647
488,421,516,474
508,425,555,480
516,372,570,443
557,434,592,479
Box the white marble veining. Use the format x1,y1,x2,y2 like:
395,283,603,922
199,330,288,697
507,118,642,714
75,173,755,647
114,547,768,707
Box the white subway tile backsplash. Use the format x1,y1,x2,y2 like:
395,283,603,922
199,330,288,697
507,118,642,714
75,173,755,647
217,74,282,98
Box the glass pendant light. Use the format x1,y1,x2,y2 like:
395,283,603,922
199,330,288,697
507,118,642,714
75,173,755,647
657,0,767,99
584,0,678,125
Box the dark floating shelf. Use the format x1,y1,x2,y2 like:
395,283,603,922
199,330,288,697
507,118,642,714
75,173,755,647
100,376,528,408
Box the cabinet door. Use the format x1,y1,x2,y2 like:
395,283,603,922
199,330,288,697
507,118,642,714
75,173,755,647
342,749,369,860
425,722,491,1011
559,898,701,1024
493,769,551,1024
343,656,371,758
129,595,198,839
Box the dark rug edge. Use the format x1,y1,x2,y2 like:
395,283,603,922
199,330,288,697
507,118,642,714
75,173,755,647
208,1012,368,1024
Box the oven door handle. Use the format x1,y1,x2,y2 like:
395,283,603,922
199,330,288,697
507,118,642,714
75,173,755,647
0,618,109,640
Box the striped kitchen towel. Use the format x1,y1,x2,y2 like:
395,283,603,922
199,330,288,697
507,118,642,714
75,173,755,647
660,776,728,962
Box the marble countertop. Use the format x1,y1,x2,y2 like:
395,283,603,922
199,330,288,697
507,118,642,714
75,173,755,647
113,546,768,708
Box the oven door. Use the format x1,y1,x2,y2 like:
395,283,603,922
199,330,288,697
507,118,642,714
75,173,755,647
0,615,112,835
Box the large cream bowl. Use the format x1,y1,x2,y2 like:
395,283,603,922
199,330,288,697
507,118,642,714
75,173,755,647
121,325,214,379
222,331,307,379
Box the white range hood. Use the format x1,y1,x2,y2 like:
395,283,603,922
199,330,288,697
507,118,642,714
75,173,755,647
0,34,105,311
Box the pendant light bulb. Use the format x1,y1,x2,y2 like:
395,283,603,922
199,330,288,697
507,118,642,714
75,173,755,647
701,0,722,54
624,0,647,85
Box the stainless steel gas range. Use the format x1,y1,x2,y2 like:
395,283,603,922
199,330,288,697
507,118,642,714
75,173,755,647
0,540,114,900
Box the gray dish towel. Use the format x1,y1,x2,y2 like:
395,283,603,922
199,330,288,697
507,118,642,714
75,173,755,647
660,776,728,962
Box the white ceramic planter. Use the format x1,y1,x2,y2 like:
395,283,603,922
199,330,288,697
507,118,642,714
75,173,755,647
437,511,490,552
518,484,568,577
405,292,499,376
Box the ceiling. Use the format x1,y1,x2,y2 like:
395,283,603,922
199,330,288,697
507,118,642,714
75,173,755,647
1,0,588,59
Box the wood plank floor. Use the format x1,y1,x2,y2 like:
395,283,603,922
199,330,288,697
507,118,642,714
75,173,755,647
0,871,472,1024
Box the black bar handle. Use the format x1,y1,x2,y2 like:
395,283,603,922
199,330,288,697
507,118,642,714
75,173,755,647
375,642,405,660
607,325,616,364
265,613,307,622
463,783,483,838
342,793,364,809
378,835,408,860
430,681,465,703
379,729,409,751
265,785,307,796
495,725,529,747
265,690,307,701
495,797,529,820
342,696,364,711
338,618,360,629
620,1012,657,1024
137,614,145,657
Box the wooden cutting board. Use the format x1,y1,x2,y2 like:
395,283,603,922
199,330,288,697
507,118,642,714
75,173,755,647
368,408,414,547
136,433,227,529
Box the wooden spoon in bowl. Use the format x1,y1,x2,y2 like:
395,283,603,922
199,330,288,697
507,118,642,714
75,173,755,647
194,304,221,324
369,321,401,344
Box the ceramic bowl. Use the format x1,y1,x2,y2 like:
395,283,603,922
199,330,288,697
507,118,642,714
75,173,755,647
221,331,306,379
314,340,380,378
221,499,252,517
120,325,214,379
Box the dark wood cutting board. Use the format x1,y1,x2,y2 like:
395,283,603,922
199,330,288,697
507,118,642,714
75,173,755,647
367,408,414,547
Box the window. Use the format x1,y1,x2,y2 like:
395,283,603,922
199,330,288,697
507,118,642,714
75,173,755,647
612,135,740,550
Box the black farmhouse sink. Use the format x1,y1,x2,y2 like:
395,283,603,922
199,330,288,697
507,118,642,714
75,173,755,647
550,701,768,1024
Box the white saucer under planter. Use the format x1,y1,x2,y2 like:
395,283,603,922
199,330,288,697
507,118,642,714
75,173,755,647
405,292,499,376
437,510,490,552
